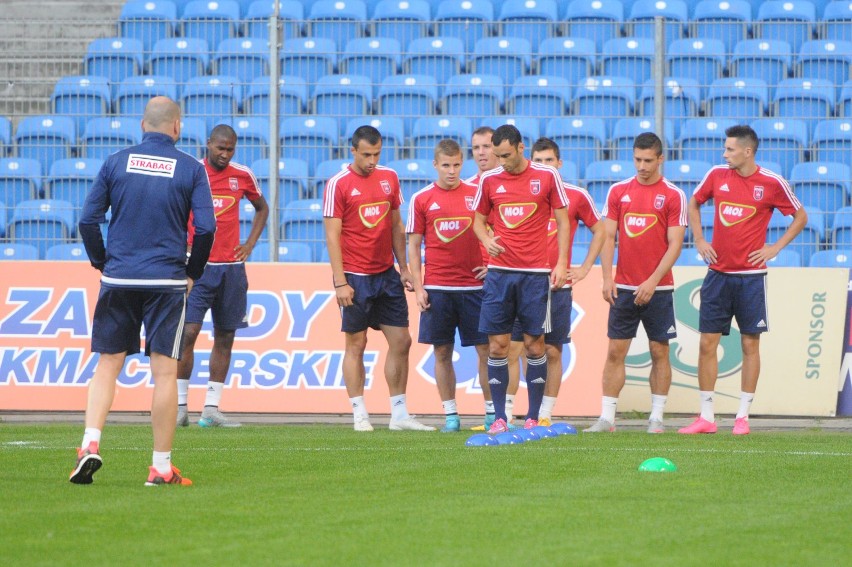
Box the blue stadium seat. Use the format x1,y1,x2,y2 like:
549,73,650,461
677,117,737,163
610,117,675,161
796,40,852,100
498,0,559,51
213,37,271,83
695,205,716,244
402,37,464,87
705,78,769,121
434,0,493,54
411,116,472,161
812,119,852,169
279,198,325,260
180,75,242,130
772,78,835,137
563,0,623,52
460,160,479,181
810,249,852,267
244,75,308,116
344,115,406,161
0,243,39,260
572,76,635,135
45,242,88,261
169,0,196,15
559,161,580,185
9,199,76,259
824,1,852,42
677,246,709,266
766,207,823,261
750,118,809,178
376,74,438,136
370,0,431,47
81,117,143,160
627,0,688,41
469,37,533,87
313,159,352,196
691,0,751,53
46,158,103,210
115,75,179,119
231,117,270,166
280,38,337,87
307,0,367,47
180,0,241,49
339,37,402,85
583,160,634,203
765,248,803,267
311,74,373,136
638,78,701,138
149,38,209,85
833,206,852,245
756,1,816,53
233,0,264,17
665,160,713,194
730,40,793,100
0,117,10,156
177,117,208,158
790,162,850,225
84,37,144,90
245,0,304,40
536,37,596,86
601,37,655,87
14,115,76,176
506,75,572,126
441,74,505,119
248,240,314,262
666,38,726,99
546,116,607,179
386,159,434,200
279,116,338,175
51,76,111,135
0,158,43,212
251,157,309,204
238,200,268,244
480,116,541,149
118,0,177,51
841,80,852,116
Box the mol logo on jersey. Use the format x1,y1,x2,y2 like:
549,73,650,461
358,201,391,228
211,194,237,217
547,217,557,236
498,202,537,229
718,201,756,227
433,216,472,243
623,213,658,237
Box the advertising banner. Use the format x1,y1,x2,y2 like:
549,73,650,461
836,269,852,416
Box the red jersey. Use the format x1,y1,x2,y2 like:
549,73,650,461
188,159,262,263
406,180,485,290
693,165,801,274
546,183,602,287
474,162,569,272
322,164,401,275
604,176,687,290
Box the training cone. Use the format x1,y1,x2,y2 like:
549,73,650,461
550,422,578,435
465,434,499,447
494,431,524,445
532,425,559,438
638,457,677,472
514,429,541,442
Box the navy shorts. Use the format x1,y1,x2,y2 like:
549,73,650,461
479,269,550,336
419,289,488,346
608,288,676,342
511,287,572,345
699,269,768,335
91,286,186,358
341,267,409,333
185,263,249,330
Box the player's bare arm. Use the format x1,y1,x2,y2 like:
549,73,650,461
391,209,414,291
551,207,570,289
473,212,505,257
600,218,618,305
748,207,808,266
635,225,686,305
407,232,430,311
324,217,354,307
568,219,605,283
688,196,717,264
234,195,269,261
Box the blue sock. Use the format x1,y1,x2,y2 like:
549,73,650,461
487,357,509,421
525,355,547,420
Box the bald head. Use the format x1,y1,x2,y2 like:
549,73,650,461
142,96,181,140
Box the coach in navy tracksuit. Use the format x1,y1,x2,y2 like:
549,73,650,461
70,96,216,487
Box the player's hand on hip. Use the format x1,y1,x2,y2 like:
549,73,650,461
336,284,354,307
233,243,252,262
472,265,488,280
748,244,777,267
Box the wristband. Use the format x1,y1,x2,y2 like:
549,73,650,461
334,283,348,288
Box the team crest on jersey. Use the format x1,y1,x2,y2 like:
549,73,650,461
530,179,541,195
498,202,537,229
623,213,658,237
359,201,391,228
547,217,557,236
654,194,665,210
464,196,474,211
718,201,757,227
433,216,472,243
212,194,237,217
380,180,392,195
229,177,239,192
754,186,764,200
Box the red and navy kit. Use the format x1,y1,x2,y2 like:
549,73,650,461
473,162,569,272
406,180,485,290
693,165,801,274
603,176,687,290
546,183,601,285
323,164,402,275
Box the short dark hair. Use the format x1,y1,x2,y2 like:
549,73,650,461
434,138,462,160
492,124,523,148
471,126,494,139
633,132,663,156
531,137,560,160
725,124,759,153
351,125,382,148
209,124,236,141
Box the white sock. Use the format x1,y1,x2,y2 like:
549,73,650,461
152,451,172,475
442,399,458,415
601,396,618,423
649,394,667,422
484,400,495,415
177,378,189,406
540,395,557,419
505,394,515,420
350,396,369,419
736,391,755,419
700,390,715,422
204,382,224,408
82,427,101,449
390,394,409,421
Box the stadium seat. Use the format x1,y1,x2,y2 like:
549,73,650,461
833,206,852,245
559,161,580,185
244,75,308,116
370,0,431,48
665,160,713,194
691,0,751,53
434,0,493,54
809,249,852,267
375,74,438,138
627,0,688,41
279,116,338,175
313,159,352,196
610,117,675,161
80,117,143,160
572,76,635,135
180,0,241,49
45,242,88,261
410,116,472,161
280,38,337,87
441,74,505,120
796,40,852,100
506,75,572,125
51,76,111,135
8,199,76,259
46,158,103,210
251,157,309,204
563,0,623,52
765,248,803,267
755,1,816,53
177,117,208,158
213,37,271,83
730,39,793,100
638,78,701,139
497,0,559,51
0,117,10,157
600,37,655,87
279,198,325,261
546,116,607,179
115,75,179,119
750,118,809,178
248,240,314,262
230,117,270,166
244,0,304,40
238,200,269,244
402,37,465,87
386,159,434,200
83,37,144,90
535,37,596,86
790,162,850,226
148,38,209,85
677,246,709,267
480,116,541,149
339,37,402,85
677,117,737,164
0,158,43,212
180,75,242,131
469,37,533,87
583,160,634,203
0,243,39,260
766,207,823,261
311,74,373,136
666,38,726,99
118,0,177,51
840,80,852,117
705,78,769,122
460,160,479,181
14,115,76,176
772,78,835,137
307,0,367,47
812,119,852,169
824,1,852,43
343,115,406,161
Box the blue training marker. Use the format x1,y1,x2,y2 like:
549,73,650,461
550,422,578,435
465,433,499,447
